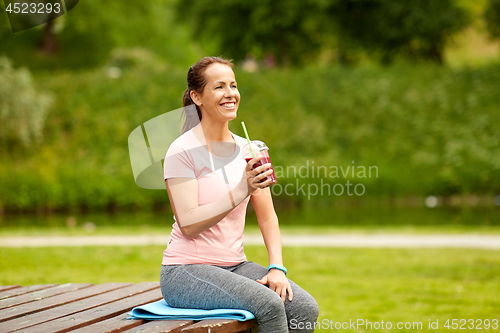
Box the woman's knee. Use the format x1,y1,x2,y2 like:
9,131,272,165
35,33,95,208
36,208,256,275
255,291,286,319
285,287,320,326
253,292,288,332
304,297,320,322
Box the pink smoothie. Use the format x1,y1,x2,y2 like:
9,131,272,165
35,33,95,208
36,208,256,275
245,156,277,185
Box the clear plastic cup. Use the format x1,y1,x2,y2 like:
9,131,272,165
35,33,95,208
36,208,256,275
242,140,277,186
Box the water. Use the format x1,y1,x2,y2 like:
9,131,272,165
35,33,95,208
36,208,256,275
0,205,499,235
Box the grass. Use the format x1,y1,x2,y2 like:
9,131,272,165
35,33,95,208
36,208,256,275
0,246,499,332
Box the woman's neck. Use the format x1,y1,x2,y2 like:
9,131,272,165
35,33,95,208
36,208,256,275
198,118,233,143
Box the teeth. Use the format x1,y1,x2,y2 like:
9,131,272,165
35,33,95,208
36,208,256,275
222,103,235,108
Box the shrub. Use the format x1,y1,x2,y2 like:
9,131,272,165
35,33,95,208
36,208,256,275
0,57,52,149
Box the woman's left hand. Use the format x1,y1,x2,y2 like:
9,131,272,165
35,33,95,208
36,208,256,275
257,269,293,302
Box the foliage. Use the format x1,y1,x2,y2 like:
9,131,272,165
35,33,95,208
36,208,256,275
0,0,199,70
176,0,470,66
0,57,52,149
0,0,479,68
328,0,470,64
235,64,500,198
176,0,329,66
485,0,500,38
0,61,499,211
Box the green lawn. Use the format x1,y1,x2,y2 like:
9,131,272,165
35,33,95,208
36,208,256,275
1,246,498,332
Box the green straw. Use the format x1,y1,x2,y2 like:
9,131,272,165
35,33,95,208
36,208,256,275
241,121,255,157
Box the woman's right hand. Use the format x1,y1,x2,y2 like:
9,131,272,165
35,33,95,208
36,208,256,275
244,156,274,195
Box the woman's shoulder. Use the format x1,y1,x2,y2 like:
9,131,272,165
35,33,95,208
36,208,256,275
167,129,198,152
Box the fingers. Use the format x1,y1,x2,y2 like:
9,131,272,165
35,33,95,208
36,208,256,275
246,157,272,176
287,284,294,301
253,167,273,182
279,285,287,302
259,274,293,303
276,283,293,303
256,276,267,285
253,162,272,174
248,175,273,193
246,161,273,193
245,155,264,171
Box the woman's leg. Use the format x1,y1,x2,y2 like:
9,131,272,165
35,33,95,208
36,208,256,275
160,264,288,333
231,261,320,333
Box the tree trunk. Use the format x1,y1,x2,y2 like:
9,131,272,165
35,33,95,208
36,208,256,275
428,43,443,65
40,19,59,54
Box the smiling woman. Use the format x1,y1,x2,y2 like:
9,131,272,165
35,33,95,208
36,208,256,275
159,56,319,333
180,57,239,135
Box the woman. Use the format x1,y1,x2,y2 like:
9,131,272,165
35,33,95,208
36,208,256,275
161,56,319,333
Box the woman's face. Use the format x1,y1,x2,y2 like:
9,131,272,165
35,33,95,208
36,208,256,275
191,63,240,123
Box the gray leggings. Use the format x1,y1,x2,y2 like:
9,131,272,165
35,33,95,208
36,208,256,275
160,261,319,333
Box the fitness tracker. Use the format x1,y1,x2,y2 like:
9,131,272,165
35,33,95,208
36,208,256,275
268,264,287,275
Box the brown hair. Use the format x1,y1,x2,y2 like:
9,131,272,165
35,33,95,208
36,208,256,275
180,56,234,134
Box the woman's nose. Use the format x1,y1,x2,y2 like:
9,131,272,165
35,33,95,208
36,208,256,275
224,87,235,97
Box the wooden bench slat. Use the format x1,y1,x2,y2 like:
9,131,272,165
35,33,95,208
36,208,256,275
0,286,22,293
0,282,155,333
19,287,162,333
181,319,256,333
121,319,195,333
0,283,129,323
68,312,145,333
0,283,256,333
0,283,92,311
0,284,58,300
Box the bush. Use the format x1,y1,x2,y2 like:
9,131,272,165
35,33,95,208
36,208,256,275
1,60,499,211
0,57,52,149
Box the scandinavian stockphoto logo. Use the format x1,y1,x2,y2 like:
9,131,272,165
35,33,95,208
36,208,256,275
3,0,78,33
128,105,244,227
128,105,241,190
127,105,376,200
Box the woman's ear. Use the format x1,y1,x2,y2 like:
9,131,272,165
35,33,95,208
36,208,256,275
190,90,202,106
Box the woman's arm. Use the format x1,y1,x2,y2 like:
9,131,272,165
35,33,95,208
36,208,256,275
252,187,293,302
166,156,274,239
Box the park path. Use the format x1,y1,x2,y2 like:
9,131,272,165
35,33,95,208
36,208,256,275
1,234,500,249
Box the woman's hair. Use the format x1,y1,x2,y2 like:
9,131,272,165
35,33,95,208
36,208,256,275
181,56,234,134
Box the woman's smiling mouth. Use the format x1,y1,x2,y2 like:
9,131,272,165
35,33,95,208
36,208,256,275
220,102,236,109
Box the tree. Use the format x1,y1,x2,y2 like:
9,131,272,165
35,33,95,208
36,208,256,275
327,0,470,64
485,0,500,39
0,0,191,70
176,0,470,66
176,0,330,66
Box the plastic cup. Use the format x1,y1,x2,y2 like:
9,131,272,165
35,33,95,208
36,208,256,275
242,140,277,186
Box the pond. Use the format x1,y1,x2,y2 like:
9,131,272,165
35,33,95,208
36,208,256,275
1,204,499,236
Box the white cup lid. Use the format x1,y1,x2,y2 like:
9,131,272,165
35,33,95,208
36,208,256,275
243,140,268,156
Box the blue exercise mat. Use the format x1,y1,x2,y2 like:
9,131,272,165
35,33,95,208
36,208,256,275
127,299,255,321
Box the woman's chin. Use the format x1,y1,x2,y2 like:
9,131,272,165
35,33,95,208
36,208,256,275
211,107,238,122
223,110,238,121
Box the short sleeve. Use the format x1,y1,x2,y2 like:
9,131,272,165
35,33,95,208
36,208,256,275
163,141,196,179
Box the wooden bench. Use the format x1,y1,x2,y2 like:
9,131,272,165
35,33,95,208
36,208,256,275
0,283,257,333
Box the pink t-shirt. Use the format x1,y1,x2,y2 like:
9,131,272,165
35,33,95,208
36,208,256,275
162,128,251,266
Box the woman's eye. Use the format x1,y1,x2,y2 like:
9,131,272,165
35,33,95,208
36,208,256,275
215,86,222,89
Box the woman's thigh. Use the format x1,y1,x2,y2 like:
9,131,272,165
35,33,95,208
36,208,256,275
232,261,320,331
160,263,285,312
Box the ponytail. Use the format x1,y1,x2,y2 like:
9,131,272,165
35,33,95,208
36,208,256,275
180,89,202,134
